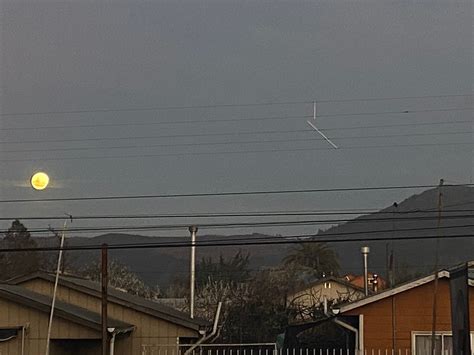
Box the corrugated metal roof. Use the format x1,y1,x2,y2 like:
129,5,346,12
0,284,134,332
9,272,210,331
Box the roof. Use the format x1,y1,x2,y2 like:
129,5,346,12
0,284,134,333
338,263,473,314
9,272,209,331
289,276,365,296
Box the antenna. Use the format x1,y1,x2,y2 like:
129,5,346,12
307,100,339,149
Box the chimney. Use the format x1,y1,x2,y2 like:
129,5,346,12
372,273,379,293
361,246,370,296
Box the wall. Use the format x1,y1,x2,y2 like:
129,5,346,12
20,278,199,355
289,282,364,309
344,279,474,350
0,297,100,355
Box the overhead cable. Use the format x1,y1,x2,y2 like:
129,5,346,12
1,183,473,204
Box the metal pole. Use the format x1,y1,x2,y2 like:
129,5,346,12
361,246,370,296
45,219,68,355
189,226,198,318
102,243,108,355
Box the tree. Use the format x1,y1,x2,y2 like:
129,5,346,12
221,268,290,343
197,250,251,286
164,250,251,298
190,251,252,321
41,225,76,274
283,242,340,280
0,220,40,280
79,258,160,299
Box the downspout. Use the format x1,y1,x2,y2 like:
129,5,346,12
108,328,117,355
184,302,222,355
21,325,26,355
325,307,359,353
333,319,359,353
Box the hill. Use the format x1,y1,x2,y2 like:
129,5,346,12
33,185,474,288
321,184,474,281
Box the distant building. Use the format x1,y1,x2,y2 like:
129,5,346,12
342,272,387,293
2,272,210,355
287,276,365,321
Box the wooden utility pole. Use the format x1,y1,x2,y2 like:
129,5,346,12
101,244,108,355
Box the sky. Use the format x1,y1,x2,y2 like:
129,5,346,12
0,0,472,238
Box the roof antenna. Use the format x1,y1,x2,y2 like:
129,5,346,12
307,100,339,149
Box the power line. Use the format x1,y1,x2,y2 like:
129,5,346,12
1,142,471,163
1,183,472,204
25,220,474,236
1,232,473,253
131,263,457,275
3,207,473,221
0,106,471,128
2,131,468,155
1,120,470,146
7,216,474,235
1,94,471,117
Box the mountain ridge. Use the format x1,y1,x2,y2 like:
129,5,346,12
32,185,474,287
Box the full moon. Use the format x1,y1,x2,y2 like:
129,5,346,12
31,172,50,190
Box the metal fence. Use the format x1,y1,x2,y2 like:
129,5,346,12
141,343,277,355
140,345,461,355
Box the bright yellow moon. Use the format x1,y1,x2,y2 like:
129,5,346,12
31,172,50,190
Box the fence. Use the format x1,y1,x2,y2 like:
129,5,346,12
140,345,461,355
141,343,277,355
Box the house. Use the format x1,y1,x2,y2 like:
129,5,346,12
5,272,210,355
0,284,134,355
343,273,387,293
330,264,473,353
287,276,365,321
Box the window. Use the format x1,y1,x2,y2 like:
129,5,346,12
412,332,474,355
324,282,331,289
413,334,450,354
0,328,18,342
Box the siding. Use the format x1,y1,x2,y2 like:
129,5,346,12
20,278,198,355
0,298,99,355
344,279,474,350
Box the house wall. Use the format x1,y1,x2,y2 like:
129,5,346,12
0,297,101,355
19,278,198,355
289,282,364,308
344,279,474,351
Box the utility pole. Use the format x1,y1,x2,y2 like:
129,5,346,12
430,179,444,355
45,219,69,355
101,244,108,355
189,226,198,319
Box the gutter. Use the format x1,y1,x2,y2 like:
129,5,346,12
184,302,222,355
324,300,359,352
333,318,359,351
